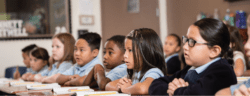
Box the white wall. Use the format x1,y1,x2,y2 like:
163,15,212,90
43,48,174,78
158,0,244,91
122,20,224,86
0,40,52,77
0,0,102,78
71,0,103,61
159,0,168,45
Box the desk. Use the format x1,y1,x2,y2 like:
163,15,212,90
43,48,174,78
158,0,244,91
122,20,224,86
0,84,150,96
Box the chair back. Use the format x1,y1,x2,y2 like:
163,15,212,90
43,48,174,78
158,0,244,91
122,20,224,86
5,66,27,79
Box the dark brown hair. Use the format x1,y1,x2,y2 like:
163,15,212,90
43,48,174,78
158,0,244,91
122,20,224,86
30,47,49,66
53,33,76,68
194,18,233,65
126,28,167,81
227,25,248,68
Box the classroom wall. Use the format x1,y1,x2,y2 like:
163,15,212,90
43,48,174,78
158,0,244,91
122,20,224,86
101,0,160,43
0,0,102,78
167,0,250,37
0,40,52,77
71,0,103,61
0,0,5,13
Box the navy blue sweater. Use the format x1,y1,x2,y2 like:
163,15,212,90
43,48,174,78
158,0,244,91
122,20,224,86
166,55,181,74
149,59,237,95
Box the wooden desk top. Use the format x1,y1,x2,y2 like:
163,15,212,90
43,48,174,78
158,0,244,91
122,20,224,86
0,83,104,95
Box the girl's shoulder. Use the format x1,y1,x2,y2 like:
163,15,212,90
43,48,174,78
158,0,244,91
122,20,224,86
144,68,164,76
233,51,244,56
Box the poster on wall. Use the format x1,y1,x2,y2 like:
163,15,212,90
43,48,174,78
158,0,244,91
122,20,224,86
127,0,140,13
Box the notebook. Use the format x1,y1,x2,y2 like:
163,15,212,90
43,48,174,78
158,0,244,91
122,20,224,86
76,91,119,96
10,82,42,87
53,86,93,95
27,83,61,90
237,77,250,84
1,79,24,84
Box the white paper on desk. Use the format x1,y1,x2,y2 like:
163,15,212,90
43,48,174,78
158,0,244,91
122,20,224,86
53,86,92,95
237,77,250,84
27,83,61,90
0,78,11,84
76,91,118,96
108,94,131,96
10,82,42,87
1,79,24,84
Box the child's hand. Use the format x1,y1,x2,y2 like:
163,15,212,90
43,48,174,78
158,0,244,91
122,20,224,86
234,85,250,95
13,66,20,79
64,81,71,86
69,75,80,80
167,78,189,96
117,77,132,93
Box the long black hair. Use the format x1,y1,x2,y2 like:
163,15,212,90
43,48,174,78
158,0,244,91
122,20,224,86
194,18,233,65
126,28,167,81
227,25,248,68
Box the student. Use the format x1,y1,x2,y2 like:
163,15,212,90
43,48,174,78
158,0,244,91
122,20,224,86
164,33,181,75
63,35,127,90
55,32,103,85
25,47,50,81
215,15,250,96
105,28,167,95
34,33,75,83
148,18,237,95
227,25,247,77
19,44,37,79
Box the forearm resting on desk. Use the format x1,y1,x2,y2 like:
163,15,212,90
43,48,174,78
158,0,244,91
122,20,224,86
27,74,36,81
21,73,32,80
34,74,46,82
56,74,71,85
96,70,111,90
105,79,120,91
42,74,60,83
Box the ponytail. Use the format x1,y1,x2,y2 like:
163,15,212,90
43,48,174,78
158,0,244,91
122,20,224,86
223,48,234,66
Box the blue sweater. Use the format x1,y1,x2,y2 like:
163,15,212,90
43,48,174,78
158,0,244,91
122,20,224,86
149,59,237,95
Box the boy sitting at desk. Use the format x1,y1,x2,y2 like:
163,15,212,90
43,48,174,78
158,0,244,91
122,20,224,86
56,32,103,85
63,35,127,90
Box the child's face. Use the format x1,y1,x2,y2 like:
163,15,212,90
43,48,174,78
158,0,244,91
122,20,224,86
103,40,124,69
22,52,30,68
244,26,250,57
124,38,134,69
183,25,211,67
164,36,180,57
74,39,97,67
29,54,47,72
52,37,64,61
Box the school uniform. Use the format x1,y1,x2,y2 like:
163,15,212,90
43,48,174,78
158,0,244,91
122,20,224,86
35,65,49,74
40,61,72,76
106,64,127,81
230,78,250,94
26,68,36,74
165,53,181,74
149,57,237,95
62,57,103,76
132,68,164,85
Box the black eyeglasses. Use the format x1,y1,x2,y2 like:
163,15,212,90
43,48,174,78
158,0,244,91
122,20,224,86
182,36,210,47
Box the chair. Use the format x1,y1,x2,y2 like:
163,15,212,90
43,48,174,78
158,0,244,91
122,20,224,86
5,66,27,79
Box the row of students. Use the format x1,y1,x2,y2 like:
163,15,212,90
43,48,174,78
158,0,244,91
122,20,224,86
16,18,247,95
34,33,75,83
215,15,250,96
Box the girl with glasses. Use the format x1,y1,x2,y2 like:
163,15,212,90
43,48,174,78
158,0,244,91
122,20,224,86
149,18,237,95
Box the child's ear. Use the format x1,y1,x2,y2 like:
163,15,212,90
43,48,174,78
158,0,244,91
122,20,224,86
209,45,221,59
92,49,99,57
43,61,48,66
175,46,181,52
